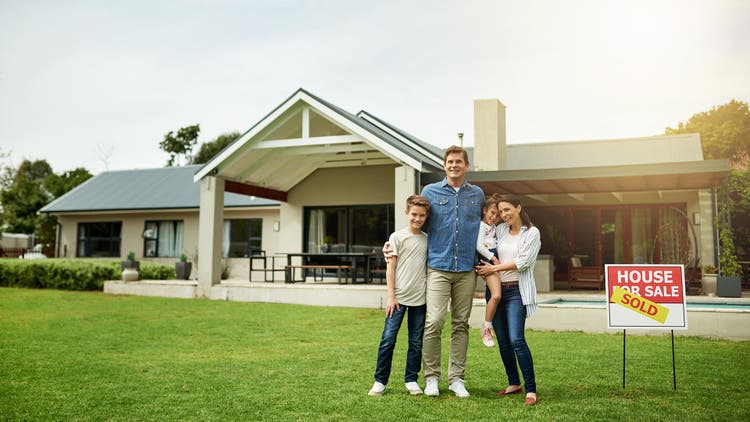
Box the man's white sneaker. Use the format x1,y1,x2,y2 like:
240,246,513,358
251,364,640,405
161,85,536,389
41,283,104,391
368,381,386,396
449,380,470,398
405,382,423,395
424,377,439,396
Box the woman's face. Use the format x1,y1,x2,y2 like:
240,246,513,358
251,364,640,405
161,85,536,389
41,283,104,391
498,201,521,225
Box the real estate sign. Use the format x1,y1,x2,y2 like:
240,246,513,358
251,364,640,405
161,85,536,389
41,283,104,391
606,264,688,330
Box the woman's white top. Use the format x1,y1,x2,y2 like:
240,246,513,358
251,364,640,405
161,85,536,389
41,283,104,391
495,224,542,318
497,233,520,283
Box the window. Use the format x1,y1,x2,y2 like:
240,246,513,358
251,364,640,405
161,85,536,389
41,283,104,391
143,220,184,257
77,222,122,257
304,205,394,253
223,219,262,257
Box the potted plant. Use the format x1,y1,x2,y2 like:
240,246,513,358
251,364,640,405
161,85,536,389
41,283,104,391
175,253,192,280
715,184,743,297
121,251,140,282
322,235,334,252
717,226,742,297
701,265,718,296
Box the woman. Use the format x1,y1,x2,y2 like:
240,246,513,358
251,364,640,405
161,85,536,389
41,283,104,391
476,194,541,406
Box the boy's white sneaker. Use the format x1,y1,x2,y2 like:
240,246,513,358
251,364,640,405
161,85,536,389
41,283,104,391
368,381,386,396
449,380,470,398
424,377,439,396
405,382,423,395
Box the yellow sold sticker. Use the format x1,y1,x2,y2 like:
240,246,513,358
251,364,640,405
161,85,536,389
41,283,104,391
610,287,670,324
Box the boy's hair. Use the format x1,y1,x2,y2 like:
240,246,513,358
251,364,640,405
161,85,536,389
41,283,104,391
406,195,430,213
443,145,469,165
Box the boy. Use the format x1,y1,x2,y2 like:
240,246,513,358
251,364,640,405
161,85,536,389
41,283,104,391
368,195,430,396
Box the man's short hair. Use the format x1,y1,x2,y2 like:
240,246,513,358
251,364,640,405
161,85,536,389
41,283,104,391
444,145,469,165
406,195,431,213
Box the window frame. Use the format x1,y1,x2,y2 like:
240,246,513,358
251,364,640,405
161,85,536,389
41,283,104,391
76,221,122,258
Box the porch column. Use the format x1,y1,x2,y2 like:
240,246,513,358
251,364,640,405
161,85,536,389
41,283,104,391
197,175,224,297
394,166,418,229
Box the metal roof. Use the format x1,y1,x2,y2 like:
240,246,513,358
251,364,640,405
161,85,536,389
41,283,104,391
40,165,278,214
422,160,731,195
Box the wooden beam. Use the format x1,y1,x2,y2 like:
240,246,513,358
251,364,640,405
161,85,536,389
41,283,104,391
225,180,287,202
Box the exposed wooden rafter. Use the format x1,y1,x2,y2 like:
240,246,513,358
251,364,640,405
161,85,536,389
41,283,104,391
225,180,287,202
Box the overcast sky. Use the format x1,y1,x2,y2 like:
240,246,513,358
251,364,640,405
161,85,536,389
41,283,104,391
1,0,748,174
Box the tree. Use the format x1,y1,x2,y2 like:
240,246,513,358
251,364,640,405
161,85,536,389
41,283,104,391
0,159,93,252
191,131,240,164
666,101,750,267
727,169,750,261
665,99,750,168
0,159,53,233
159,124,200,167
43,168,92,198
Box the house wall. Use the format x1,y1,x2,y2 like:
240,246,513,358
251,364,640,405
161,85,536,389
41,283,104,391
278,165,396,254
55,207,281,280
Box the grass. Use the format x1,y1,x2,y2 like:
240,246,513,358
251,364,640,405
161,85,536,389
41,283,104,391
1,287,748,421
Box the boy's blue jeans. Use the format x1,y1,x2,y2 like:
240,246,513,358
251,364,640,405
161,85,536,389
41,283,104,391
487,284,537,393
373,304,426,385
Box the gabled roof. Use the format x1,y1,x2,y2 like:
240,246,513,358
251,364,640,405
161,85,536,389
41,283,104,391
193,88,444,193
40,165,278,214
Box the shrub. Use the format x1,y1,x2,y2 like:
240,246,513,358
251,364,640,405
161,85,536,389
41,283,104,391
0,259,175,291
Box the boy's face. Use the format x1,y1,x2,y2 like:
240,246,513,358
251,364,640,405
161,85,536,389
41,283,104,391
406,205,428,230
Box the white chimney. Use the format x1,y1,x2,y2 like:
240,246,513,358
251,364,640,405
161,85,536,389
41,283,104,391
473,99,507,170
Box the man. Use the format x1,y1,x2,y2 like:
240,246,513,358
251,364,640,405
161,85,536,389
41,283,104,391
388,145,484,397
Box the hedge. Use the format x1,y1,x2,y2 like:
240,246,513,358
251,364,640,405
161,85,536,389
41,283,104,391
0,259,176,291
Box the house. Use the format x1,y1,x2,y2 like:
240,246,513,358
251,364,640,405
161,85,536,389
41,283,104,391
40,88,730,296
39,165,280,279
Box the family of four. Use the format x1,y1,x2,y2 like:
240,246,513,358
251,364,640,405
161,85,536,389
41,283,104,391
368,145,542,407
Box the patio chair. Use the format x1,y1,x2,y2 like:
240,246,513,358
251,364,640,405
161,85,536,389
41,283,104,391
568,257,604,290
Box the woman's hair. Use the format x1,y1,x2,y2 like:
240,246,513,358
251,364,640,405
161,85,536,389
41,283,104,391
498,194,533,227
483,193,501,218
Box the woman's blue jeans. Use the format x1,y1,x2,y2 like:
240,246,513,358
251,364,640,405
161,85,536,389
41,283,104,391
486,284,536,393
373,304,426,385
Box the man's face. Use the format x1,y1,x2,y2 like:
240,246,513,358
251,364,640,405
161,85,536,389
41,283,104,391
444,152,467,181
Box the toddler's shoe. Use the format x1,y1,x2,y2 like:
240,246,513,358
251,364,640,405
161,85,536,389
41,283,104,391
481,326,495,347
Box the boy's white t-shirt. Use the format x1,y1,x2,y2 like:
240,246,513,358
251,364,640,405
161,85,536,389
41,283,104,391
387,228,428,306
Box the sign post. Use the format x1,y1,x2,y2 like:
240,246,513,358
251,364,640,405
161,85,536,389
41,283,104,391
606,264,688,390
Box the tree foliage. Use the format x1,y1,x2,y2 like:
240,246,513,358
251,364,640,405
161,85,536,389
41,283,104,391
665,99,750,168
159,124,200,167
43,168,92,199
191,131,240,164
0,159,53,233
0,160,92,249
727,169,750,261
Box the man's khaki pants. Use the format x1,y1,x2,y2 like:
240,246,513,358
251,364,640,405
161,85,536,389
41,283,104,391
422,268,476,384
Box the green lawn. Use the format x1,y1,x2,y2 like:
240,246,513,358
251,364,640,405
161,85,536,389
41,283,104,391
1,287,748,421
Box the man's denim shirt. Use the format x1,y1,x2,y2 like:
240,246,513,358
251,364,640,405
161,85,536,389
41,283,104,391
421,178,484,272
